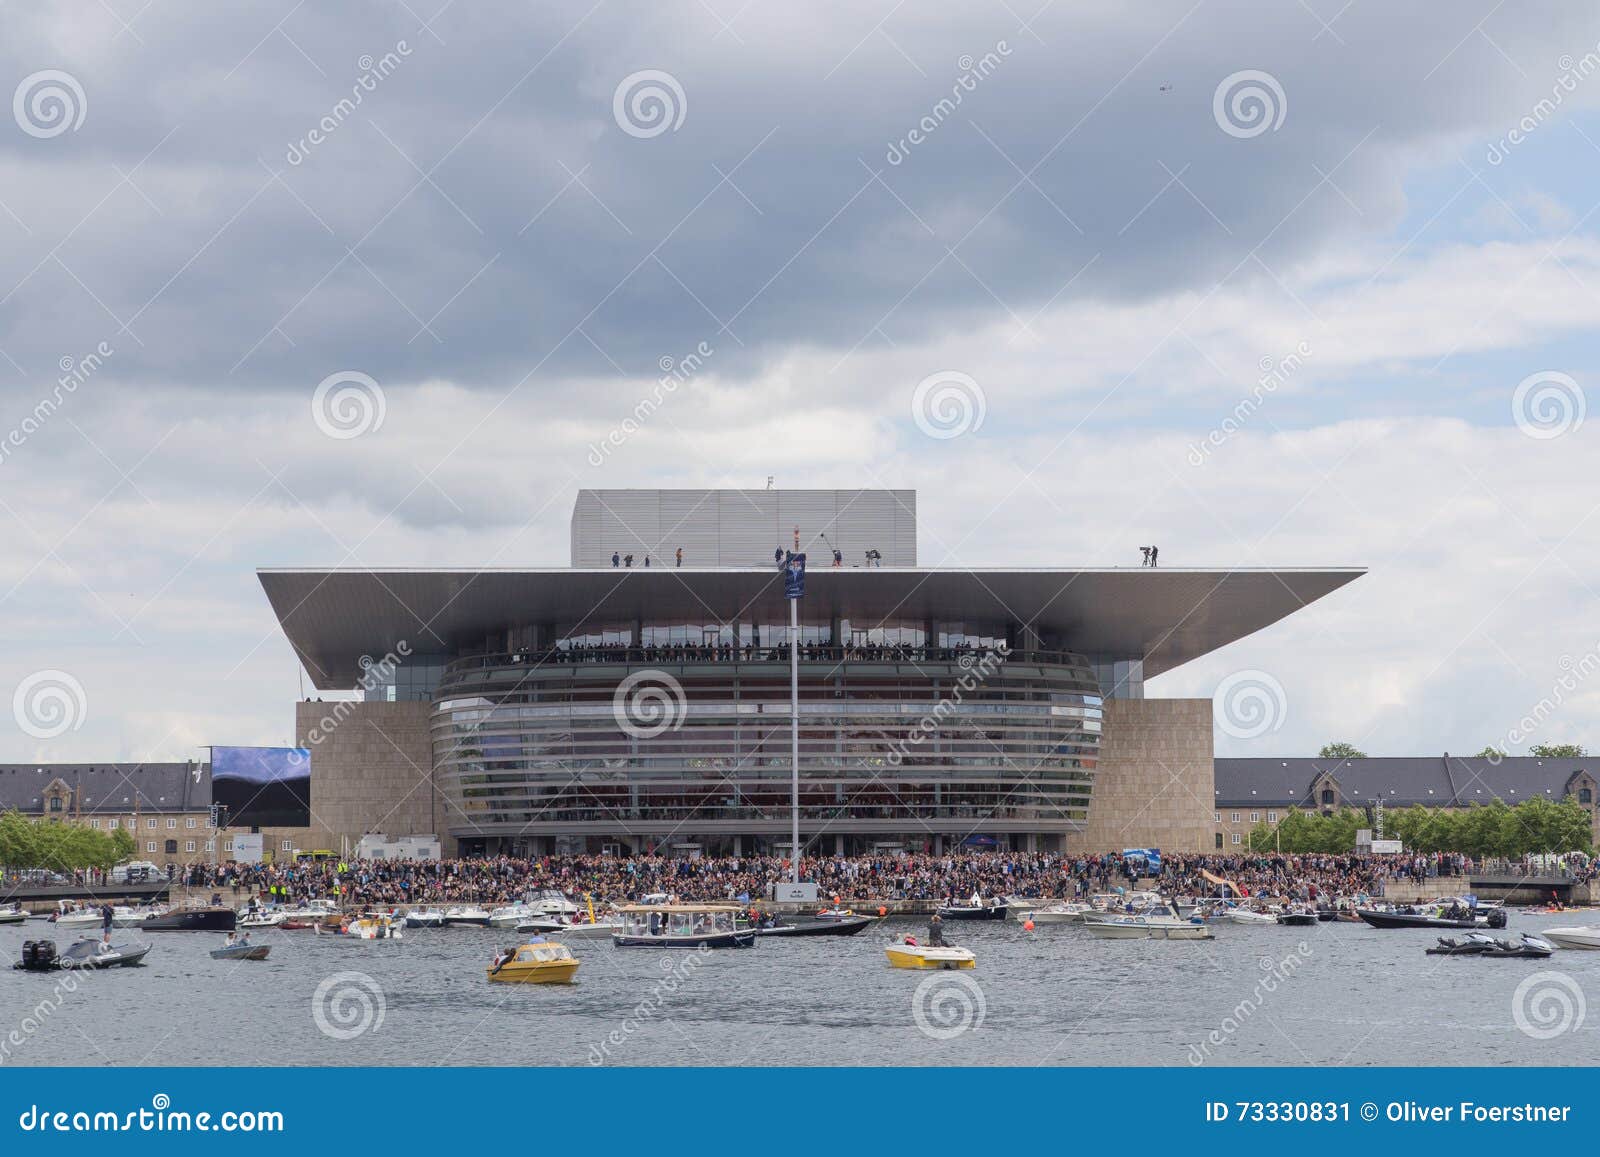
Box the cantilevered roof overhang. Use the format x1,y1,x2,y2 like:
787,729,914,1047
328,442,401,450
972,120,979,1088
258,566,1363,690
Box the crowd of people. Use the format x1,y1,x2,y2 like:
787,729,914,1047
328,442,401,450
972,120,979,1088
149,848,1592,909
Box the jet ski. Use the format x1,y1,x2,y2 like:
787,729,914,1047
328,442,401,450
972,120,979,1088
1479,934,1555,960
1425,932,1500,956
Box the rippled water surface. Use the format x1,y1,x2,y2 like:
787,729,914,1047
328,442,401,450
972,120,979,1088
4,916,1599,1066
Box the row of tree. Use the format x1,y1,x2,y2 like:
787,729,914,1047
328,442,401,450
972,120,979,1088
1317,742,1587,759
1245,795,1594,857
0,811,136,871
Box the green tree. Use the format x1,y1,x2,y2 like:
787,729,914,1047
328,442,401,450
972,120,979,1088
1318,742,1367,759
1529,743,1586,758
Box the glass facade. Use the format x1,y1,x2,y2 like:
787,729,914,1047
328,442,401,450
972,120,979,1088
430,638,1102,856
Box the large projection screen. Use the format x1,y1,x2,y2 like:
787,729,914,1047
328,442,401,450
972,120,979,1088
210,746,311,828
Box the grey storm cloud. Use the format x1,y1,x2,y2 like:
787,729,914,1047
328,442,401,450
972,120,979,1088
0,0,1596,400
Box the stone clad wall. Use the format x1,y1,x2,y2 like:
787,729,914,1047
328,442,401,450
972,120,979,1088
256,700,440,858
1074,698,1215,854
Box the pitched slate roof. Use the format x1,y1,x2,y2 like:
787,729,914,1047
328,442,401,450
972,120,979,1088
1214,756,1595,808
0,763,210,814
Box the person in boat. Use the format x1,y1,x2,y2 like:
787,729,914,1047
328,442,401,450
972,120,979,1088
927,913,944,947
491,947,514,974
224,932,238,946
101,903,114,944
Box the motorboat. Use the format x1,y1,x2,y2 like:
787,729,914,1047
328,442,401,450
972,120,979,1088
0,903,28,925
488,902,538,928
238,909,286,929
141,905,236,932
211,941,272,960
935,896,1008,921
113,904,163,928
812,906,858,919
48,902,102,930
1015,902,1090,925
755,914,874,937
402,908,446,929
532,890,580,918
1277,907,1318,927
1539,925,1600,950
443,905,493,927
885,937,975,970
58,938,150,969
1356,901,1506,930
612,903,757,948
1082,902,1214,941
515,918,566,935
550,916,626,940
1226,908,1277,925
486,939,580,984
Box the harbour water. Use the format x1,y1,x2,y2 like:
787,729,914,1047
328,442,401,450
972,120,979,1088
4,917,1599,1066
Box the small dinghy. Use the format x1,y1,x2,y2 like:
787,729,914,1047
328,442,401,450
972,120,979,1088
210,941,272,960
58,939,150,969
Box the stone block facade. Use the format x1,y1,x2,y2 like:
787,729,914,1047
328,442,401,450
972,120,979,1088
253,700,440,859
1073,698,1215,854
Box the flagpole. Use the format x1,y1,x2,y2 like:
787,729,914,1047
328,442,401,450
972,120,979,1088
790,592,800,885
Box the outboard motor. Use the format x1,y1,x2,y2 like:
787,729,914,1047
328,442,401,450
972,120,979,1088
1485,907,1508,929
16,939,58,971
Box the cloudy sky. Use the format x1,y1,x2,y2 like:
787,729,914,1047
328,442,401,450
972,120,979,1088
2,1,1598,764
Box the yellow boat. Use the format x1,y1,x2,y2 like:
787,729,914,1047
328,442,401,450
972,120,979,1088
884,939,976,970
486,940,580,984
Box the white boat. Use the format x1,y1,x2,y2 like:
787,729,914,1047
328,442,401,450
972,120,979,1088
551,916,626,939
402,908,446,928
1226,908,1278,925
1017,902,1090,924
238,909,286,929
532,890,580,917
488,903,535,928
49,902,102,929
346,914,402,940
113,905,163,927
1540,925,1600,950
0,903,28,925
1082,902,1214,940
443,905,492,927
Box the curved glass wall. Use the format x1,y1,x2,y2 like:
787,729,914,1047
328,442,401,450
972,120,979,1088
431,643,1101,856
